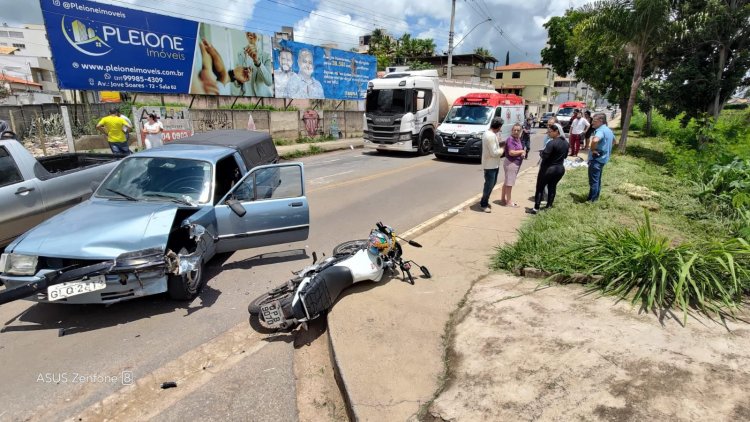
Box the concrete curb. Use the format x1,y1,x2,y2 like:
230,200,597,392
327,161,541,421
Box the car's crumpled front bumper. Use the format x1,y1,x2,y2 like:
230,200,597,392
0,245,203,305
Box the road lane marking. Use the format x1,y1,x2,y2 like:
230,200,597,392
310,170,354,184
63,323,271,422
308,159,433,193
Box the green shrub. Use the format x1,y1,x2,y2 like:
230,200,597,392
582,212,750,320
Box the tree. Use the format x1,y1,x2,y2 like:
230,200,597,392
579,0,672,152
473,47,491,58
655,0,750,121
541,9,636,113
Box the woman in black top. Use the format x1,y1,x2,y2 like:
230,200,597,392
531,125,570,213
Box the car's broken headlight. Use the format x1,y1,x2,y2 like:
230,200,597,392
114,248,165,269
1,253,38,275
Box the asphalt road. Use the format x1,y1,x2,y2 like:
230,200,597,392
0,130,545,421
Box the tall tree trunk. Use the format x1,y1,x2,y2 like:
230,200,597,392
710,43,728,120
618,51,644,153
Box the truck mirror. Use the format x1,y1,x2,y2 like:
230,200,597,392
225,199,247,217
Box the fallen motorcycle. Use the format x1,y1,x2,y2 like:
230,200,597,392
248,222,431,331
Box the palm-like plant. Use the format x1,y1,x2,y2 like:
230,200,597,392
579,0,672,152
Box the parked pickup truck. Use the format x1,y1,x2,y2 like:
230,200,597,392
0,138,123,249
0,130,310,305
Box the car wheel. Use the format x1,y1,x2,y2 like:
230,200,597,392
417,133,433,156
167,250,204,300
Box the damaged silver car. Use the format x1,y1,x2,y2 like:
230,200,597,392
0,131,310,304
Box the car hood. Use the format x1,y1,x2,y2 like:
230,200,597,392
10,199,181,259
437,123,487,135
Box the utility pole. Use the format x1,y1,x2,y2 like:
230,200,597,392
446,0,456,79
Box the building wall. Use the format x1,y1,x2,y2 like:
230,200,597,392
493,67,554,114
0,24,51,58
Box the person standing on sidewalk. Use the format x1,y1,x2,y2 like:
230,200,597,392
521,117,532,159
501,123,525,208
96,108,132,155
530,125,569,214
479,117,504,213
587,113,615,202
569,109,589,156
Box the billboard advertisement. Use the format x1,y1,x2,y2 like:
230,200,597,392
273,40,376,100
133,106,193,145
40,0,375,100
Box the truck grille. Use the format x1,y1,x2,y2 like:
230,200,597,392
367,123,399,143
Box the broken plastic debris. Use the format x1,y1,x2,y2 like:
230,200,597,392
160,381,177,389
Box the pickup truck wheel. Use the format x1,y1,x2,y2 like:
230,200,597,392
417,134,433,155
167,252,204,300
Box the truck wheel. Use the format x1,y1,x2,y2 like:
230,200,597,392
167,251,204,300
417,134,433,156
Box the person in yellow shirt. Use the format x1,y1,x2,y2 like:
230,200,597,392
96,108,133,154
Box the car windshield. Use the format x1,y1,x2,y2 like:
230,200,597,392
96,157,212,205
556,108,575,116
443,106,493,125
366,89,408,114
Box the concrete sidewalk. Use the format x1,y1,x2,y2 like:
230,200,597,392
276,137,364,156
326,113,750,421
327,162,541,421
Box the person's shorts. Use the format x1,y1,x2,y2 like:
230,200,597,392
503,159,521,186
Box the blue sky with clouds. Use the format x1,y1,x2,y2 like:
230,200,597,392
0,0,593,63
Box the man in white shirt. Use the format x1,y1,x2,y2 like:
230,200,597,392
569,109,590,156
479,117,504,213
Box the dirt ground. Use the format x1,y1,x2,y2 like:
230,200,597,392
294,317,348,422
427,274,750,421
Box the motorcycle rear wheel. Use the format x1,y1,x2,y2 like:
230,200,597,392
332,239,368,256
248,284,294,315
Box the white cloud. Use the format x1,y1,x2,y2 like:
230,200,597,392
96,0,258,30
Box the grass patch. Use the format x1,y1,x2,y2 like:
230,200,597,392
494,135,749,318
274,134,336,147
280,144,326,160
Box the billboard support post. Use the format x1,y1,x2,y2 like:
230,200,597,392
283,99,294,110
231,96,240,108
60,106,75,152
189,95,196,109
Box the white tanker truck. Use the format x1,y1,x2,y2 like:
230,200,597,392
362,69,496,155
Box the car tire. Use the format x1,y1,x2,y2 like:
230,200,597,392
167,251,204,300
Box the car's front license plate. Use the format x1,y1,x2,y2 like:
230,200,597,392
260,300,284,327
48,276,107,301
447,148,459,153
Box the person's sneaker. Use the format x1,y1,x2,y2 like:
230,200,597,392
482,206,492,213
527,208,539,215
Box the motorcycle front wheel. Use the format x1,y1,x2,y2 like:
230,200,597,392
332,239,368,256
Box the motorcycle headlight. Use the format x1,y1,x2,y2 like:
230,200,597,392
1,253,38,275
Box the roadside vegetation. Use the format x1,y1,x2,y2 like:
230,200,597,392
494,108,750,320
280,144,326,160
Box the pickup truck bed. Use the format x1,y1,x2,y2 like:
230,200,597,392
1,139,123,248
36,153,123,178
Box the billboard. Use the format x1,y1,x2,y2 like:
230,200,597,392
40,0,375,99
273,40,376,100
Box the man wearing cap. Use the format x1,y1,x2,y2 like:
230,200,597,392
96,108,132,155
569,109,589,157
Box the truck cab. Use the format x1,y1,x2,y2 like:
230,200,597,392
363,70,439,155
434,93,525,160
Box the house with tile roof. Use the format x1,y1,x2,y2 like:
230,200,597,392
493,62,555,116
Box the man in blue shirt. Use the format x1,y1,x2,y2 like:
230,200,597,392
587,113,615,202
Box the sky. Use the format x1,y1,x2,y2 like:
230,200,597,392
0,0,596,64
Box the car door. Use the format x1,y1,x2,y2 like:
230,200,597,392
0,145,44,247
214,163,309,253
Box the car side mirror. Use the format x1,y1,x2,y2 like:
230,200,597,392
90,180,100,193
225,199,246,217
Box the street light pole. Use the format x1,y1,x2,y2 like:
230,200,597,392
452,18,492,50
446,0,456,79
